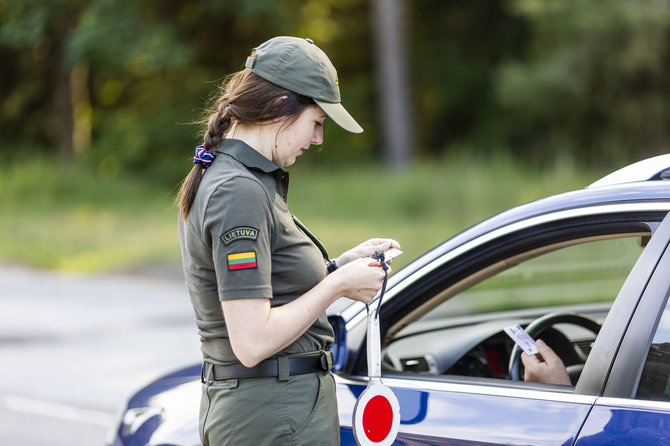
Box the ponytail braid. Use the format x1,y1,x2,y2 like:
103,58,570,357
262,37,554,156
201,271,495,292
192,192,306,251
176,90,234,220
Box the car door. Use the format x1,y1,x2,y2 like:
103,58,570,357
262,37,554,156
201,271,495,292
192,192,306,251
336,206,670,445
336,376,595,445
575,211,670,445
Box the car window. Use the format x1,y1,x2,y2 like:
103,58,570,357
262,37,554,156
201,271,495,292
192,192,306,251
636,300,670,401
386,235,646,382
422,236,642,320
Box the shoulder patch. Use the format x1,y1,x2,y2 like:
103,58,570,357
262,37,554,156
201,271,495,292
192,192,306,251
227,251,257,270
221,226,259,245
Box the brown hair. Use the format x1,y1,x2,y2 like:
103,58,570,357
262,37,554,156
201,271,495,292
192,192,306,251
176,69,314,219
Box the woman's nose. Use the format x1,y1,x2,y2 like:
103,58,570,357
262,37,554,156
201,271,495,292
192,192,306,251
312,127,324,145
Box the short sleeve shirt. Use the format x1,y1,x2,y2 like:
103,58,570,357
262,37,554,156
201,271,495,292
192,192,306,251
178,139,333,365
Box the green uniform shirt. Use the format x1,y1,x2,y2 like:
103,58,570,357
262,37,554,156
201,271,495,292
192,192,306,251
179,139,333,366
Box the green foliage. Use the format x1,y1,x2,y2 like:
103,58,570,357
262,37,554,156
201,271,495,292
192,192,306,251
0,0,66,47
0,0,376,177
0,153,596,274
0,157,180,272
290,148,595,261
66,0,192,73
2,0,670,181
493,0,670,165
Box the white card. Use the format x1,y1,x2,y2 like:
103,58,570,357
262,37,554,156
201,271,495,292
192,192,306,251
383,248,403,261
504,324,538,355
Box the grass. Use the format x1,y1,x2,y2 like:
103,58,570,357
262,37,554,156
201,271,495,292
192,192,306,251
0,153,601,274
289,152,597,269
0,161,179,273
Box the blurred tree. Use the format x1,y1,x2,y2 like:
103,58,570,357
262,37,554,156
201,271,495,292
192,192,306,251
493,0,670,165
3,0,669,178
372,0,413,167
407,0,529,158
0,0,378,181
0,0,193,163
0,0,82,161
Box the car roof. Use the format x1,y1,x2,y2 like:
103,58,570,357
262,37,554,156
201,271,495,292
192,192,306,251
588,154,670,188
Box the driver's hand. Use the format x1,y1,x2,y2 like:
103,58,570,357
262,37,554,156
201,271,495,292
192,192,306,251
521,339,571,386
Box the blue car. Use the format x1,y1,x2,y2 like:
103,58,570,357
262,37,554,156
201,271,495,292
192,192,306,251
110,155,670,445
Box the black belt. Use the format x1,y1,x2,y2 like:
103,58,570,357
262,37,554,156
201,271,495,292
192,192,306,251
203,351,333,382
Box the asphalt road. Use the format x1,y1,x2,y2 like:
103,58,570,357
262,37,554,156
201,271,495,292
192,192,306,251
0,264,201,445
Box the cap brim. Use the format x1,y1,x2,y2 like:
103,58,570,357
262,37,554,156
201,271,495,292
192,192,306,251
314,100,364,134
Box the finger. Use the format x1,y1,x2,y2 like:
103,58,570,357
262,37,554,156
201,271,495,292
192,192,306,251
361,256,378,265
535,339,559,362
367,241,391,254
372,259,392,273
360,257,385,268
377,239,401,250
368,238,390,246
379,241,392,251
521,352,540,367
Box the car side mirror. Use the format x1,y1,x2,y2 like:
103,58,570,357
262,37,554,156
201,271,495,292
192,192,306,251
328,314,348,372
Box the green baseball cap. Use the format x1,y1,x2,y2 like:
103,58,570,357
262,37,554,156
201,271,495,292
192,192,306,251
245,36,363,134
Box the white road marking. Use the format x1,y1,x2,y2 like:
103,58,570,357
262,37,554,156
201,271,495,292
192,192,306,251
3,395,116,427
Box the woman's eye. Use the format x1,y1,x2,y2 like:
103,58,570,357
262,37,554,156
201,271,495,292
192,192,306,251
315,121,323,127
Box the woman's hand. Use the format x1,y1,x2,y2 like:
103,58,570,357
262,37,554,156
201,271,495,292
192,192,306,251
329,257,389,304
223,256,390,367
336,238,401,267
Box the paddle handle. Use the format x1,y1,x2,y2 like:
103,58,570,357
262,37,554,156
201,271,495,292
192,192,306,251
367,312,382,378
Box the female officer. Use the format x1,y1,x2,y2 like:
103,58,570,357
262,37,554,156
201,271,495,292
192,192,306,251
176,36,400,446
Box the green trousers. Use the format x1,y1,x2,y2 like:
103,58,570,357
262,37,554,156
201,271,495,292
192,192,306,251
199,370,339,446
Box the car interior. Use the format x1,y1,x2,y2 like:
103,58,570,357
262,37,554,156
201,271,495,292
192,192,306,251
379,226,655,390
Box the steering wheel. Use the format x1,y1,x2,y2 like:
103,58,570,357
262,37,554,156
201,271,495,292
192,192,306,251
508,312,601,383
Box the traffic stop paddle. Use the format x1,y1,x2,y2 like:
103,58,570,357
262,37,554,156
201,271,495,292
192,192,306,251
352,251,400,446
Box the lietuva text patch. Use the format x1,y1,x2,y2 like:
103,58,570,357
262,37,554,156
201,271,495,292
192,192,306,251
221,226,259,245
227,251,257,270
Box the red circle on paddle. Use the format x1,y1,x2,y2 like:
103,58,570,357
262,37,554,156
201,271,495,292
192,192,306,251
362,394,394,442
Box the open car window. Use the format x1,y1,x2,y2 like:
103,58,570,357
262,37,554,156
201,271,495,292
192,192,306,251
421,236,642,319
384,234,647,383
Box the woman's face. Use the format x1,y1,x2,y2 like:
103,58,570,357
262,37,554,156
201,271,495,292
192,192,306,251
274,105,326,167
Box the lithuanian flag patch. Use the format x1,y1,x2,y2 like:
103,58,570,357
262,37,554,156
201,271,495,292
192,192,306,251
227,251,257,271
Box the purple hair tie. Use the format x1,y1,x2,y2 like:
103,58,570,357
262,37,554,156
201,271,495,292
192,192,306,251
193,145,216,168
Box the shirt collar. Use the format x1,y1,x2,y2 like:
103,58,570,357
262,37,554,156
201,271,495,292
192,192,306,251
216,139,286,175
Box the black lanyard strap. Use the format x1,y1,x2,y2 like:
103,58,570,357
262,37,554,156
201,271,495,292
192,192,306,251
292,214,330,261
